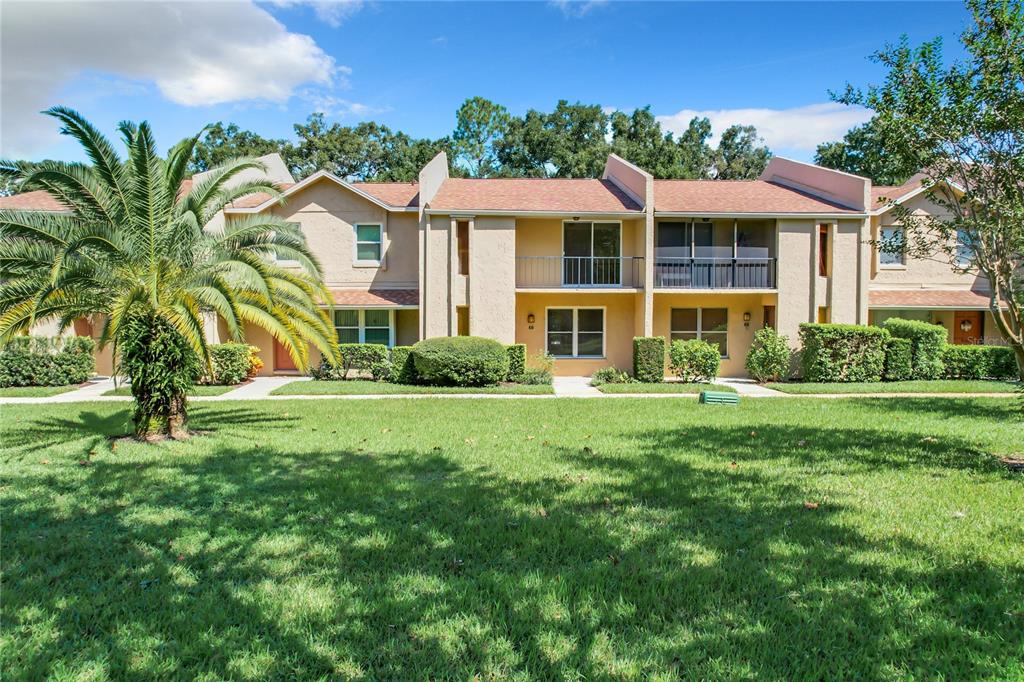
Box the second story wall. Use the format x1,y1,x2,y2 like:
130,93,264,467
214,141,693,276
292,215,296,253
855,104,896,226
262,177,419,289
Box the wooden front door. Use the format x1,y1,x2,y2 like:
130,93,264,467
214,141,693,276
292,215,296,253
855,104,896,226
953,311,983,345
273,339,298,372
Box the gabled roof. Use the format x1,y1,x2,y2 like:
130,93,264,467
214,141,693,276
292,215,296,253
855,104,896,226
428,178,643,213
223,170,419,213
0,179,194,212
653,179,860,215
351,182,419,209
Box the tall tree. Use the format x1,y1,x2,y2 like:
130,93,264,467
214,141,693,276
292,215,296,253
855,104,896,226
713,125,772,179
676,117,715,179
835,0,1024,378
0,108,339,438
546,100,611,178
815,117,927,185
495,110,556,177
610,107,682,178
452,97,511,177
188,122,289,174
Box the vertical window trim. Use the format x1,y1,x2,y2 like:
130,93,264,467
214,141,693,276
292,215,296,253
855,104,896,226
669,307,729,359
333,308,396,347
353,223,383,264
545,306,605,358
878,226,906,267
457,221,470,276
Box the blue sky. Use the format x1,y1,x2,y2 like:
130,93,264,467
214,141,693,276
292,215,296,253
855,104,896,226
1,1,971,164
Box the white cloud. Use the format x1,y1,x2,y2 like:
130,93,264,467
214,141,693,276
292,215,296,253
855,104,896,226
0,0,342,156
657,103,872,152
298,90,389,118
264,0,364,28
549,0,608,18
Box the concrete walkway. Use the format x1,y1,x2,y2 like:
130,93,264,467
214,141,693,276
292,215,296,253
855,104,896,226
552,376,604,398
714,378,788,397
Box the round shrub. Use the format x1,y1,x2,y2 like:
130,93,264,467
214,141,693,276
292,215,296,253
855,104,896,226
633,336,665,383
412,336,510,386
208,343,256,385
745,327,790,383
669,339,720,383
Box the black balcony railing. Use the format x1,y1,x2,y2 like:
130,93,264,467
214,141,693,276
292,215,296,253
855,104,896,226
653,257,776,289
516,256,644,288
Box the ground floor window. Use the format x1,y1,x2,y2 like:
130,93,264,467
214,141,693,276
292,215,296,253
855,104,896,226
547,308,604,358
670,308,728,357
333,309,394,346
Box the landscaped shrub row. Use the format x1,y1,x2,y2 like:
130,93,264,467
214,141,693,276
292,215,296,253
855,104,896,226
882,318,947,380
882,337,913,381
799,323,888,382
941,344,1017,380
633,337,665,382
207,343,261,385
0,336,96,387
506,344,526,382
412,336,509,387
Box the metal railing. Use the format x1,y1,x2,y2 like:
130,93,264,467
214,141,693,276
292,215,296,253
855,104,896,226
653,257,776,289
516,256,645,288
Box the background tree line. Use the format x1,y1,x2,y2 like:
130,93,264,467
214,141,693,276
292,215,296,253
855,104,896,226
185,98,773,183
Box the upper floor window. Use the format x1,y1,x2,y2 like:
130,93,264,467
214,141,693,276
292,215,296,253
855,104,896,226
457,221,469,275
818,225,830,276
671,308,728,358
354,224,382,263
879,226,906,267
334,309,393,346
955,228,974,267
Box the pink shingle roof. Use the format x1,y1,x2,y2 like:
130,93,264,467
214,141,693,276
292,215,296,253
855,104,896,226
328,289,419,306
430,178,642,212
0,190,68,211
869,289,1000,309
654,180,858,214
351,182,419,208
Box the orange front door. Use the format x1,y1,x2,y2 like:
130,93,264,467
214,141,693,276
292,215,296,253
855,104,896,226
273,339,298,372
953,311,983,345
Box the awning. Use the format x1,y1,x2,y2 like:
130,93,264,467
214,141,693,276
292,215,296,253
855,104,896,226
327,289,419,307
869,289,1000,310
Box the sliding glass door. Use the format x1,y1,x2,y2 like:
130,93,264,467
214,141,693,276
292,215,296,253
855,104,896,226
563,222,621,285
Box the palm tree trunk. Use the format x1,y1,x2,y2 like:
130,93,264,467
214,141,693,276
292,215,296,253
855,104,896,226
166,392,189,439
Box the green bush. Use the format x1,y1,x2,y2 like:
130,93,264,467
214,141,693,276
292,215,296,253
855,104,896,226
633,337,665,383
388,346,417,384
668,339,720,383
506,344,527,382
882,318,947,380
883,337,913,381
745,327,791,383
207,343,258,385
311,343,389,380
942,345,1018,380
412,336,510,386
798,323,888,382
521,351,554,385
0,336,95,387
591,366,633,386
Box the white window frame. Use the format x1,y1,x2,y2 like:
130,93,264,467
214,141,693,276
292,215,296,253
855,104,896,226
333,309,395,347
353,223,383,266
544,306,605,358
670,307,729,359
878,225,906,268
271,221,302,268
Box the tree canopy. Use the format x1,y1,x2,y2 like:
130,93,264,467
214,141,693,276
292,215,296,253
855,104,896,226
814,117,929,186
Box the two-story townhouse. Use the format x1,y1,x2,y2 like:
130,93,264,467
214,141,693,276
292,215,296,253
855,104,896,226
0,151,1005,378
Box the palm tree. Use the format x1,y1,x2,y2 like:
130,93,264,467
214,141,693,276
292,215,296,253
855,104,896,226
0,107,339,439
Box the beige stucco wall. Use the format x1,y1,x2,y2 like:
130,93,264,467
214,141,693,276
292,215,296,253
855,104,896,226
775,218,817,349
469,217,516,343
396,309,420,346
262,177,419,289
422,216,452,337
652,292,776,378
515,292,637,376
829,219,867,324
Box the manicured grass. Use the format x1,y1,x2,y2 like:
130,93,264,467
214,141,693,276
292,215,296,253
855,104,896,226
767,379,1022,394
271,379,554,395
595,382,736,394
0,384,79,397
2,398,1022,679
103,384,239,397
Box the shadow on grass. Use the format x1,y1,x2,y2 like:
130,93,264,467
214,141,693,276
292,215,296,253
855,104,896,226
2,403,1021,678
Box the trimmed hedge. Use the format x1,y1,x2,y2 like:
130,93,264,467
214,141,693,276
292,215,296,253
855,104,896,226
942,345,1018,380
799,323,888,383
882,318,947,380
412,336,510,386
388,346,417,384
311,343,389,380
506,344,527,382
883,337,913,381
207,343,259,385
633,336,665,383
668,339,720,383
745,327,791,383
0,336,95,387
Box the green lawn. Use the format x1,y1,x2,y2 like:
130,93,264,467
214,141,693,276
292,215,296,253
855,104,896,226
2,398,1022,679
103,384,239,397
0,385,79,397
272,379,554,395
596,382,736,394
767,379,1022,394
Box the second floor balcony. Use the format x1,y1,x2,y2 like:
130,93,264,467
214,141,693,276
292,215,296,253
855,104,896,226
516,256,645,289
653,257,776,289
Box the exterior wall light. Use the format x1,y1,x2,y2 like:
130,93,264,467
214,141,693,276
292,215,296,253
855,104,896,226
527,313,536,325
743,312,751,328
